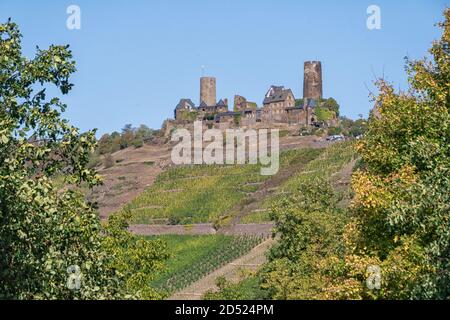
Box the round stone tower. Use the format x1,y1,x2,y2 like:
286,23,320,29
200,77,216,106
303,61,323,100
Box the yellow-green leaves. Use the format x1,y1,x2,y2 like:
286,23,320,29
336,9,450,300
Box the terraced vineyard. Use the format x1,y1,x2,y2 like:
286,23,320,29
122,148,322,225
147,234,264,294
123,164,267,224
241,141,356,223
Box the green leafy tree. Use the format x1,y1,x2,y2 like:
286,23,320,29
97,133,113,154
0,20,167,299
323,10,450,299
260,179,348,299
102,211,170,299
0,19,121,299
340,116,368,137
321,97,340,116
120,124,135,149
314,106,334,122
132,138,144,148
136,124,154,142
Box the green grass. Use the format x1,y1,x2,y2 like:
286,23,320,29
147,234,263,294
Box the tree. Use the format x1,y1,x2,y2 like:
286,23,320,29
0,20,167,299
98,133,112,154
120,124,135,149
132,138,144,148
260,178,349,299
0,18,117,299
110,131,121,153
323,10,450,299
102,211,170,300
340,116,368,137
136,124,154,142
103,153,115,168
314,106,334,122
321,97,340,117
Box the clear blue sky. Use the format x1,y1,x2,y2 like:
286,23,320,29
1,0,447,135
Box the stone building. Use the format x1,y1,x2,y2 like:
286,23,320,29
174,77,230,121
262,86,296,123
174,98,196,120
197,99,229,119
214,111,240,124
234,95,257,112
172,61,338,128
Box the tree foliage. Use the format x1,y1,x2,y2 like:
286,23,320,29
322,9,450,299
102,211,170,299
97,124,155,156
256,11,450,297
204,275,269,300
0,20,167,299
320,97,340,117
340,116,368,137
259,178,348,299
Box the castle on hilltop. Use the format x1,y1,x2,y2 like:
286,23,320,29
173,61,338,129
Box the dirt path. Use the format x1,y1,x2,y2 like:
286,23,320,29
168,237,276,300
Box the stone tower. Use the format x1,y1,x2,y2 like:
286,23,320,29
200,77,216,106
303,61,323,100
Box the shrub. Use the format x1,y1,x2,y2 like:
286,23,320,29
327,127,342,135
87,152,102,169
132,138,144,148
315,106,334,122
103,154,114,169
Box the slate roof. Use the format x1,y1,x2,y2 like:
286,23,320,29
176,99,195,109
216,99,226,107
305,98,318,108
285,106,304,111
263,86,294,105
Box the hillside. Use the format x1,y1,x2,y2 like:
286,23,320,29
83,133,355,298
90,135,328,220
90,136,356,298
